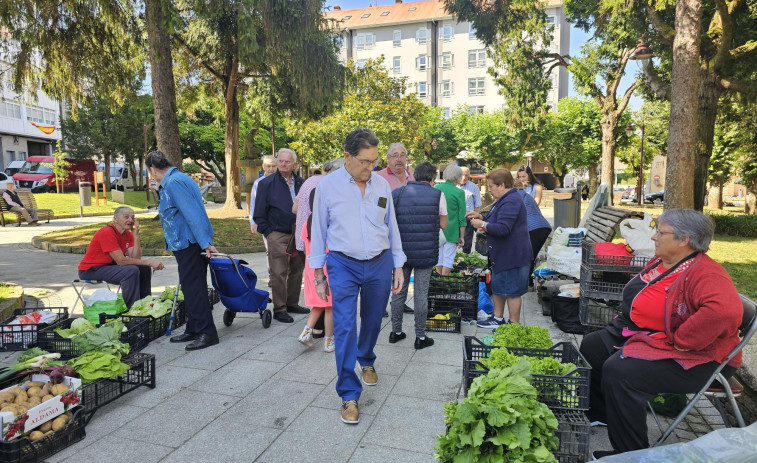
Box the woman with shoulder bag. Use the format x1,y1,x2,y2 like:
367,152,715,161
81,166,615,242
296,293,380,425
466,169,532,326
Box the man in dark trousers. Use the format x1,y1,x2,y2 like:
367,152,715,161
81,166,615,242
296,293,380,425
254,148,308,324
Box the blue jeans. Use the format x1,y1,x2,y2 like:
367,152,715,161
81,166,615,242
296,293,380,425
327,250,393,401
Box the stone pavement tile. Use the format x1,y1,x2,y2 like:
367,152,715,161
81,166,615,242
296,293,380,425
361,395,445,454
242,331,310,364
392,362,461,402
272,347,338,385
139,342,187,367
257,405,375,463
46,403,150,462
372,343,415,377
311,371,399,416
411,337,463,367
114,364,211,408
188,357,285,397
222,315,289,344
166,339,251,371
375,313,425,346
349,444,436,463
59,435,174,463
159,419,282,463
218,378,324,430
118,389,240,447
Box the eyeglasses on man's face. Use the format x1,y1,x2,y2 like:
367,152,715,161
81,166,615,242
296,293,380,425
352,156,378,168
388,152,407,159
654,227,676,237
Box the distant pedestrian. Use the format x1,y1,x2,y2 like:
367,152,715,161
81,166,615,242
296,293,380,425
309,128,406,425
253,148,308,324
517,165,544,206
2,182,39,226
435,165,466,275
146,151,218,351
390,162,448,350
249,155,276,283
376,142,414,190
458,166,482,254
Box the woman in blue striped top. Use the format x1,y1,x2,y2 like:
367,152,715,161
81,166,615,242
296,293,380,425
518,187,552,288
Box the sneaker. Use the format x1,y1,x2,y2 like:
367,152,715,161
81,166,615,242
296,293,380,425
298,326,313,347
414,336,434,350
592,450,619,460
324,336,335,353
341,400,359,424
360,365,378,386
477,316,505,328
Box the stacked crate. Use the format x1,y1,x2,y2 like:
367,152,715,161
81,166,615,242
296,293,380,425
427,273,478,323
579,242,650,332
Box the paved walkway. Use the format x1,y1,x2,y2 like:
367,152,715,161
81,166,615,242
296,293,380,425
0,212,727,462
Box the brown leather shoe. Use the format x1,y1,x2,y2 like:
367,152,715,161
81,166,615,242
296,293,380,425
361,365,377,386
341,400,359,424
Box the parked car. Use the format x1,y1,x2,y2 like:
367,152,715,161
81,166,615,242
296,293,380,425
0,172,13,190
98,162,137,191
4,160,26,177
13,156,99,193
645,190,664,204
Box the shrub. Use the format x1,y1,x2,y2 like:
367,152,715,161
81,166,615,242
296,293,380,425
708,213,757,238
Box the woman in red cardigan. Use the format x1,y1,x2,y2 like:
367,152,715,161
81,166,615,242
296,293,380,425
582,209,742,459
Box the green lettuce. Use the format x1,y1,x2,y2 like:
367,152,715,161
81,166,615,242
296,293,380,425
160,286,184,301
67,352,130,384
54,318,97,338
491,324,553,349
124,296,174,318
71,319,130,356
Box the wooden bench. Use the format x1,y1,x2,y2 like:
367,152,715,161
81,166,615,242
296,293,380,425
0,189,54,226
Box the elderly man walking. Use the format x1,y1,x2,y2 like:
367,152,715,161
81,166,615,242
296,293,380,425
310,128,405,425
459,166,482,254
253,148,308,324
389,162,448,350
376,142,414,190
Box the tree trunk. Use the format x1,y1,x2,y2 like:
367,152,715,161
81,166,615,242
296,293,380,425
104,152,111,192
223,61,242,209
599,111,618,204
664,0,702,210
747,179,757,214
693,72,722,211
714,185,723,210
588,164,598,197
145,0,182,170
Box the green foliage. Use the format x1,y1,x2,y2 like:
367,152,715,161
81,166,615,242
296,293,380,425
449,108,522,168
67,352,131,384
177,109,228,185
708,214,757,238
491,324,554,350
454,251,488,268
44,142,73,193
480,347,576,377
183,162,202,174
617,101,669,178
435,362,559,462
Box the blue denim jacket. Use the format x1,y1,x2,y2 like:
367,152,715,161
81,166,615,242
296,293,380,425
158,167,214,251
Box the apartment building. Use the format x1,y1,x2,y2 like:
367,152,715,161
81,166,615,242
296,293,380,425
0,62,62,172
323,0,570,117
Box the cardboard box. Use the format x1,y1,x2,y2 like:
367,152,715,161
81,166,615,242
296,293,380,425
0,374,82,441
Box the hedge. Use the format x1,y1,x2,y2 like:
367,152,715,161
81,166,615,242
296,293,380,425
709,213,757,238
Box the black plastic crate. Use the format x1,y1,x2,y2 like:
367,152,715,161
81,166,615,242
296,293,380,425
428,273,479,320
462,336,591,410
581,242,651,273
0,307,68,351
425,307,461,333
0,408,86,463
554,409,590,463
100,301,186,342
80,352,156,420
579,298,621,333
36,317,150,360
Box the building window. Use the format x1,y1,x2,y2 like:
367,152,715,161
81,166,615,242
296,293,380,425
416,27,430,44
415,54,428,71
439,52,454,70
546,15,555,25
468,105,485,115
408,6,417,11
440,80,454,97
469,25,477,39
356,59,368,69
380,11,389,16
0,100,22,119
468,78,485,96
393,29,401,47
439,24,455,41
417,82,427,98
443,107,451,119
361,13,370,18
356,32,375,50
393,56,401,74
468,49,486,68
342,15,352,20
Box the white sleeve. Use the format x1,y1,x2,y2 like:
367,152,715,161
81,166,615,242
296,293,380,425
439,192,448,215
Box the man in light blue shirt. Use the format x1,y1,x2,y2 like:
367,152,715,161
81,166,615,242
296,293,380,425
459,166,482,254
309,128,406,425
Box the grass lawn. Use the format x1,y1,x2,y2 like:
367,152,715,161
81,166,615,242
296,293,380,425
707,235,757,301
2,190,157,222
37,216,263,250
0,282,13,305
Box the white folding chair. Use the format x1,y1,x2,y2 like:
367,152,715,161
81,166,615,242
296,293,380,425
71,279,121,311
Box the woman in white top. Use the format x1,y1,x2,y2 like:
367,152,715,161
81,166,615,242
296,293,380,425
517,165,544,206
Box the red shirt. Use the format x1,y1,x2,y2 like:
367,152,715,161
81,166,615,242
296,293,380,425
376,167,414,191
630,262,686,332
78,225,134,271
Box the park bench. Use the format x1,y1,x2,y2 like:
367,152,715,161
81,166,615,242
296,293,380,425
0,188,54,227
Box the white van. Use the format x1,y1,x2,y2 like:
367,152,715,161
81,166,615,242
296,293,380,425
98,162,137,191
4,160,25,177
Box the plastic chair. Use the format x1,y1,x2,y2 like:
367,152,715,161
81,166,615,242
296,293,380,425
651,294,757,446
71,279,121,311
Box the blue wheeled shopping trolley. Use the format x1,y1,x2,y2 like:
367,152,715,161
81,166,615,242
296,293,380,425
208,253,273,328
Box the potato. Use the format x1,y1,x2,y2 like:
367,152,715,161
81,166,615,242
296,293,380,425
51,384,69,396
64,411,73,422
25,381,45,389
0,405,17,413
44,430,54,436
16,405,28,414
40,383,52,395
51,416,67,432
41,394,54,402
29,431,45,441
39,421,52,432
7,387,24,397
27,397,41,407
14,391,28,404
26,386,42,398
0,392,14,403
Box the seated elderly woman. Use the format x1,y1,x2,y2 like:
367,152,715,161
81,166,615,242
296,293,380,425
582,209,743,459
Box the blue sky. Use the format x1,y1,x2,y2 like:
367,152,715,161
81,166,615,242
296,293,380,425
324,0,642,110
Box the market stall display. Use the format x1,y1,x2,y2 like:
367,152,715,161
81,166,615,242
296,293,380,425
0,308,68,351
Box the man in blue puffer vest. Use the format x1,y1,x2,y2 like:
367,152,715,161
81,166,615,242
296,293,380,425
389,162,449,349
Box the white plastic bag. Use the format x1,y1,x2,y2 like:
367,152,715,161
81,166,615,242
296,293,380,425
82,288,118,306
620,213,656,257
545,245,582,278
552,227,588,247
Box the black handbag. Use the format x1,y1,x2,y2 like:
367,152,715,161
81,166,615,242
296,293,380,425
474,231,489,256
